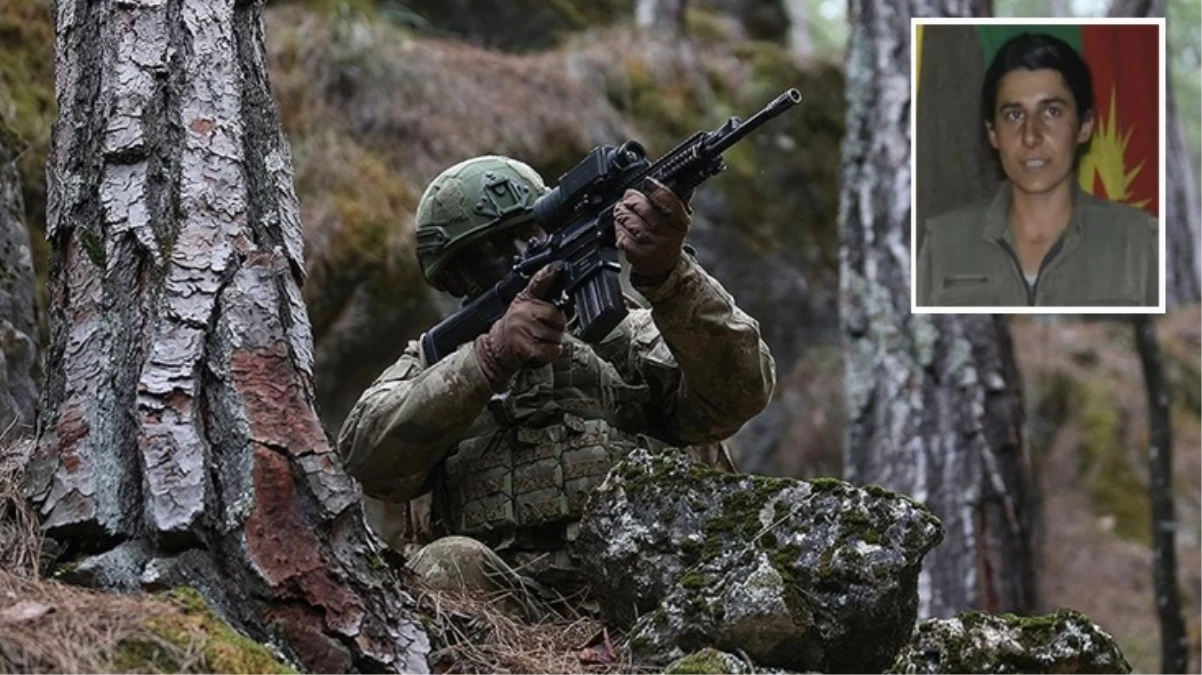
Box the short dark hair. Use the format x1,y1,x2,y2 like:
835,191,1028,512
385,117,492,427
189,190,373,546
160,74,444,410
980,32,1095,127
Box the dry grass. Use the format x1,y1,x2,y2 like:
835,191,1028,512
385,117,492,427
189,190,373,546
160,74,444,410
0,569,168,674
0,439,178,674
414,580,658,675
0,437,39,578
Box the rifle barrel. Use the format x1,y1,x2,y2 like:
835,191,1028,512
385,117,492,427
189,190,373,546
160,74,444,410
708,88,803,155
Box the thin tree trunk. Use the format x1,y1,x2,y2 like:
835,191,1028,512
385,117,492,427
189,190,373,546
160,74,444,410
1109,0,1201,307
0,121,38,439
783,0,815,60
841,0,1036,618
1162,73,1202,307
637,0,689,36
27,1,428,671
1107,2,1192,672
1133,315,1188,674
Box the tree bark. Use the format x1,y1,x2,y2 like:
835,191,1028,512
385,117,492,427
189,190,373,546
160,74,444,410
0,121,39,439
637,0,689,36
841,0,1037,619
26,1,429,671
1133,315,1188,674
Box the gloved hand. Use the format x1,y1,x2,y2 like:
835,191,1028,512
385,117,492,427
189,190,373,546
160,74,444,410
473,263,567,391
614,178,692,282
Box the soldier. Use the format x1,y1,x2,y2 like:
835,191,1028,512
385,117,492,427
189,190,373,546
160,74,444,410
337,155,775,600
917,32,1158,308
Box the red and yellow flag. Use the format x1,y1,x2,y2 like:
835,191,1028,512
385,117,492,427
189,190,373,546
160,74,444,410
916,23,1162,217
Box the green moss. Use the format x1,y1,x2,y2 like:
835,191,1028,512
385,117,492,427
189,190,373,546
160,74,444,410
664,647,741,674
78,229,105,268
680,569,708,590
1075,377,1150,544
113,587,296,674
808,477,844,491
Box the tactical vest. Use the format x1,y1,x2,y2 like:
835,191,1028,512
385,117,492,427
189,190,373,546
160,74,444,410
439,336,666,546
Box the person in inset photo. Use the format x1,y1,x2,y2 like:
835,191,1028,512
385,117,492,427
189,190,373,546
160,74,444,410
916,31,1159,308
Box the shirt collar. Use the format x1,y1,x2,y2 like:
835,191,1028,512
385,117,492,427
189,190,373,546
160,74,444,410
981,180,1088,253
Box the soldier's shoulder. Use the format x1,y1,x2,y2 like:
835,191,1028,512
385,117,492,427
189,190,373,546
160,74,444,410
925,202,990,236
1079,193,1158,239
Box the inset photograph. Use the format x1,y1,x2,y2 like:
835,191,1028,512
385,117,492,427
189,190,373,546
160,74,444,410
912,19,1166,312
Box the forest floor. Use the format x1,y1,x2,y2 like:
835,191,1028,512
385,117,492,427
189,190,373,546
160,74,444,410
1013,307,1202,674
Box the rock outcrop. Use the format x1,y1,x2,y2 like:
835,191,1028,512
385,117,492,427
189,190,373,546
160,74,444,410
575,448,943,672
889,609,1132,674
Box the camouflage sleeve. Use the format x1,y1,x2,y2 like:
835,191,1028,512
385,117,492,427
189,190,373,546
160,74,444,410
627,253,775,445
336,339,494,503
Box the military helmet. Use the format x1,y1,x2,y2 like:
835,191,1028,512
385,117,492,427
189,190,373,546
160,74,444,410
415,156,548,289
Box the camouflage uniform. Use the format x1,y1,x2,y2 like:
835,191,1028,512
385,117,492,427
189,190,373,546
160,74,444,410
338,253,775,592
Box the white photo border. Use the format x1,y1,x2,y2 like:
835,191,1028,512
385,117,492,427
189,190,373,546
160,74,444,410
909,17,1168,315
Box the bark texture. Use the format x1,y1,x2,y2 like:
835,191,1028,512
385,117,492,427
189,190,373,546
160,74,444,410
1133,316,1188,674
0,121,39,438
26,1,428,671
840,0,1037,619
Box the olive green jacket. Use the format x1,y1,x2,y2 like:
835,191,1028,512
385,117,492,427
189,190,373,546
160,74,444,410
337,254,775,537
917,183,1159,307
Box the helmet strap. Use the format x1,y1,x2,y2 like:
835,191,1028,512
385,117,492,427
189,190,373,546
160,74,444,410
441,264,487,300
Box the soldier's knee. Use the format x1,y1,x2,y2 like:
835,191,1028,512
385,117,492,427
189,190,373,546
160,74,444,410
408,535,518,595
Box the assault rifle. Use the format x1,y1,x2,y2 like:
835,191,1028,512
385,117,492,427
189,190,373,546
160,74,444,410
421,88,803,365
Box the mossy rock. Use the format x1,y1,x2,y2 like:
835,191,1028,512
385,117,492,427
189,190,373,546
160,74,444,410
580,448,942,673
664,647,750,674
112,588,295,674
889,608,1132,674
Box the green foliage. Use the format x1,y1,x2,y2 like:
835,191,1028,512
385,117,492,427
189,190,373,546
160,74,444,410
1073,375,1151,544
378,0,634,51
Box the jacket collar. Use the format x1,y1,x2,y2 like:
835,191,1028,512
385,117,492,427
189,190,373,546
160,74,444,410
981,180,1089,257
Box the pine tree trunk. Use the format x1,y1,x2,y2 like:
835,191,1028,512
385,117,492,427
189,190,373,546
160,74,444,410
26,1,429,671
0,122,39,438
841,0,1037,618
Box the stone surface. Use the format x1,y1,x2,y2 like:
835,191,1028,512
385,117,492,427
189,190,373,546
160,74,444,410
575,448,943,672
0,121,38,436
889,609,1132,674
664,648,751,674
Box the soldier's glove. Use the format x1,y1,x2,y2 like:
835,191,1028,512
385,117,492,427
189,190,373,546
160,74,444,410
473,263,567,392
614,178,692,284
